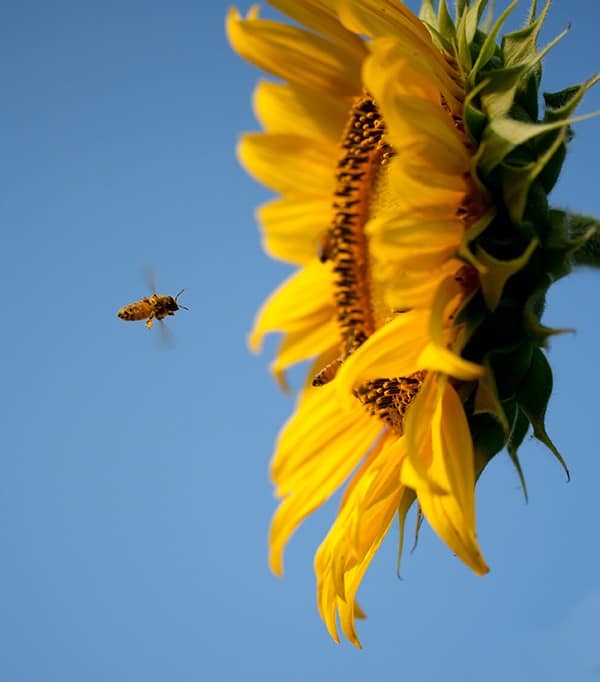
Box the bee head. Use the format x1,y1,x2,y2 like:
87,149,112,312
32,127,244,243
165,296,179,312
173,289,189,311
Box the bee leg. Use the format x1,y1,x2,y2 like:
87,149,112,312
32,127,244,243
145,317,154,329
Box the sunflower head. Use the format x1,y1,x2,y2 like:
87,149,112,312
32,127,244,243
229,0,598,646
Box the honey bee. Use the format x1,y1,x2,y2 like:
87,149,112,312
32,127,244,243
118,289,188,328
312,358,343,386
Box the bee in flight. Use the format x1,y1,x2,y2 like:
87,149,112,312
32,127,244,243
117,289,188,328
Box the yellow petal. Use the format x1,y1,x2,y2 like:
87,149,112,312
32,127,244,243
402,373,441,490
266,0,368,57
364,36,462,107
417,276,484,380
227,7,362,97
375,261,460,312
366,211,464,267
258,196,333,265
336,309,430,404
336,0,430,46
253,80,349,143
417,490,489,575
238,132,337,196
384,155,467,212
270,319,339,387
379,96,469,176
249,260,335,352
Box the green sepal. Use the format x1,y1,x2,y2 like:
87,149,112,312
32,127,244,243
419,0,437,25
469,0,519,88
543,75,600,123
474,358,510,436
454,0,468,18
478,64,527,119
507,407,531,502
516,69,541,121
557,211,600,269
457,208,496,271
542,209,600,278
437,0,457,48
464,0,488,45
478,113,596,172
486,341,534,401
395,489,417,577
501,127,567,221
525,0,538,25
475,237,539,310
523,275,573,346
469,412,507,463
537,133,566,194
456,8,472,73
501,0,550,68
516,347,569,479
456,0,489,74
423,22,455,55
464,80,489,142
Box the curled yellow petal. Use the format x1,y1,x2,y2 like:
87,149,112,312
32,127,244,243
403,376,489,575
315,434,409,647
227,7,362,97
270,381,382,575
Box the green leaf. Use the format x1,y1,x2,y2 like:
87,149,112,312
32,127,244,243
517,347,569,479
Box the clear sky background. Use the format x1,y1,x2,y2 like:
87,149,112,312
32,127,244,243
1,1,599,680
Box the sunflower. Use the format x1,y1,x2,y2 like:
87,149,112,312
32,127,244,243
228,0,599,646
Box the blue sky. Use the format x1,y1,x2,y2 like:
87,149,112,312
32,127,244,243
1,1,599,680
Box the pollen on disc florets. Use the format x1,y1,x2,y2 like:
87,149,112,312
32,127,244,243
318,92,392,357
312,85,483,434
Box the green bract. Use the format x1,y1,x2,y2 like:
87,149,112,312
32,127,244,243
421,0,599,489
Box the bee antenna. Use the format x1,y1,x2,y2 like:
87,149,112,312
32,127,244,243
174,289,189,310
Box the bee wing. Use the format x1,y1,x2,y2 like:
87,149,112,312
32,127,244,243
157,318,175,350
144,265,158,296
